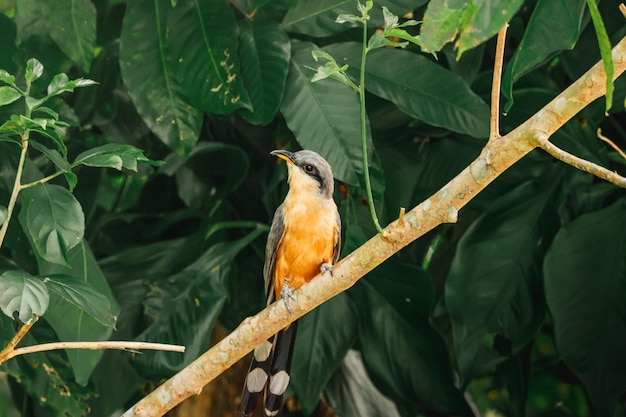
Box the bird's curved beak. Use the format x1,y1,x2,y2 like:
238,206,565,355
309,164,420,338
270,150,295,165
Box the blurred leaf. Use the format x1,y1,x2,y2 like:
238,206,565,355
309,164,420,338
281,40,372,186
544,198,626,417
502,0,587,111
291,292,359,414
39,241,120,386
282,0,426,37
132,228,264,378
167,0,251,113
5,347,93,415
119,0,202,157
238,20,291,125
325,350,401,417
351,280,470,415
324,42,490,138
0,270,49,322
44,274,116,327
73,143,162,172
20,183,84,266
161,142,249,209
0,86,21,107
420,0,524,56
446,178,558,383
45,0,96,72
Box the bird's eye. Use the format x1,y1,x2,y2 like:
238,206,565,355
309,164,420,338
304,164,315,173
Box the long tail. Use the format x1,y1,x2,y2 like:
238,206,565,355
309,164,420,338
240,321,299,417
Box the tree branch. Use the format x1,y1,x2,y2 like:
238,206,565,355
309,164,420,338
121,34,626,417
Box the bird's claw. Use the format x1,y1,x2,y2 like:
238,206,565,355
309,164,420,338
320,263,334,277
281,281,295,314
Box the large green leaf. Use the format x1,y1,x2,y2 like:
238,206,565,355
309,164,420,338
501,0,587,111
13,0,96,72
21,183,84,266
544,199,626,417
283,0,426,37
324,42,490,138
281,40,372,186
39,241,120,386
350,280,470,415
119,0,202,157
44,274,116,327
0,270,49,322
291,292,359,414
167,0,250,114
238,20,291,126
131,228,263,378
420,0,524,56
446,178,558,383
47,0,96,72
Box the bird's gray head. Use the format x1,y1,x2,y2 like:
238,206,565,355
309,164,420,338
270,149,335,199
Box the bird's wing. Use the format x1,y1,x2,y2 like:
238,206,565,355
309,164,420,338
264,203,285,306
332,209,341,264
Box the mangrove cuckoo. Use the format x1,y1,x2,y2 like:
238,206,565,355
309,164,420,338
240,150,341,417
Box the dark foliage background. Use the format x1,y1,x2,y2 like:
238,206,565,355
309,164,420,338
0,0,625,416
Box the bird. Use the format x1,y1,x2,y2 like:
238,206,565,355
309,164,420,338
240,149,341,417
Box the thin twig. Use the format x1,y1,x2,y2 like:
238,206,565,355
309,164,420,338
3,341,185,363
490,24,509,141
535,132,626,188
597,128,626,160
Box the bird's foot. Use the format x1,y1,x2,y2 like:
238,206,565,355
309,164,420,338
280,281,295,314
320,263,334,277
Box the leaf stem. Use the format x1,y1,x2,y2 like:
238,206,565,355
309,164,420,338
20,170,64,190
489,24,508,141
0,316,38,365
359,11,384,234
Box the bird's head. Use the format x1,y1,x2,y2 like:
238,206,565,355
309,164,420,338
270,149,335,199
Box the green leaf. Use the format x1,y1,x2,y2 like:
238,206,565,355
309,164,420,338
280,40,370,186
47,0,96,71
455,0,524,57
446,179,558,383
47,73,98,98
131,228,263,378
39,241,120,386
119,0,202,157
544,199,626,417
283,0,425,37
0,270,49,322
73,143,162,172
0,69,16,85
44,274,116,327
238,20,291,125
167,0,251,113
21,183,85,266
324,42,490,138
0,86,21,107
501,0,587,111
585,0,613,113
291,292,359,414
29,140,77,190
25,58,43,83
350,280,470,415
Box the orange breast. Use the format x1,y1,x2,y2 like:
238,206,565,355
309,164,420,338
273,197,337,299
